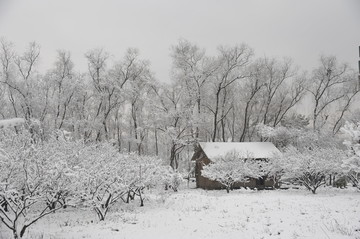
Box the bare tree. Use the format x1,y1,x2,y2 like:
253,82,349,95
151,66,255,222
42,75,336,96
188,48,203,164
48,50,76,129
331,72,360,134
85,48,111,141
238,60,266,141
271,74,307,127
204,44,253,142
308,56,352,131
259,57,297,126
0,41,41,120
13,42,41,119
126,65,152,154
0,39,16,118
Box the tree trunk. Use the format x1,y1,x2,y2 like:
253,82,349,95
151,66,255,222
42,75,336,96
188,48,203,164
19,225,28,238
154,129,158,156
239,101,250,142
195,94,201,138
170,145,176,169
212,90,221,142
13,230,19,239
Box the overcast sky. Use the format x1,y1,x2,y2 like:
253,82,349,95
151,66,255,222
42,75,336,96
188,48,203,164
0,0,359,81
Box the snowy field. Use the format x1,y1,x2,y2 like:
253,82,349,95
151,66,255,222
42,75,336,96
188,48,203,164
1,187,360,239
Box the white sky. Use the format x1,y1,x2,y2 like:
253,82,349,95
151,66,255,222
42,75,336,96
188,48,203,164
0,0,359,82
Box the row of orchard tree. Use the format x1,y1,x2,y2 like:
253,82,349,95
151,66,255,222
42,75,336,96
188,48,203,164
0,127,182,238
0,38,360,170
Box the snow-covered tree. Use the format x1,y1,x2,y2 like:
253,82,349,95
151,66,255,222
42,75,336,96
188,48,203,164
159,166,184,192
75,145,167,221
150,82,195,169
256,123,341,150
202,151,263,193
171,39,217,139
75,143,127,221
280,113,310,129
120,153,165,206
46,50,78,130
0,129,79,239
280,146,345,194
341,121,360,189
261,153,285,188
256,124,300,149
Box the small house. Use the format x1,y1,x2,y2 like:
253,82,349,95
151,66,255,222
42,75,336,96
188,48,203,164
191,142,281,190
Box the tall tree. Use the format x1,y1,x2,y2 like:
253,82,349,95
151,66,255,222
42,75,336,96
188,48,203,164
238,60,266,141
171,39,217,139
0,41,41,120
85,48,111,141
308,56,354,131
47,50,77,129
331,71,360,134
259,57,297,126
0,39,16,118
150,82,194,169
205,44,253,142
111,48,152,152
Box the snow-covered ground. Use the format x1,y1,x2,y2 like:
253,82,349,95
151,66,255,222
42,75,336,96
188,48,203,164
1,187,360,239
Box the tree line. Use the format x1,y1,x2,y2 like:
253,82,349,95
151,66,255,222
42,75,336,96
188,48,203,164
0,38,359,169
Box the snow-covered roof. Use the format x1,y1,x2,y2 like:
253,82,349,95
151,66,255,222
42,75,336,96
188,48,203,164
0,118,26,129
199,142,280,161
